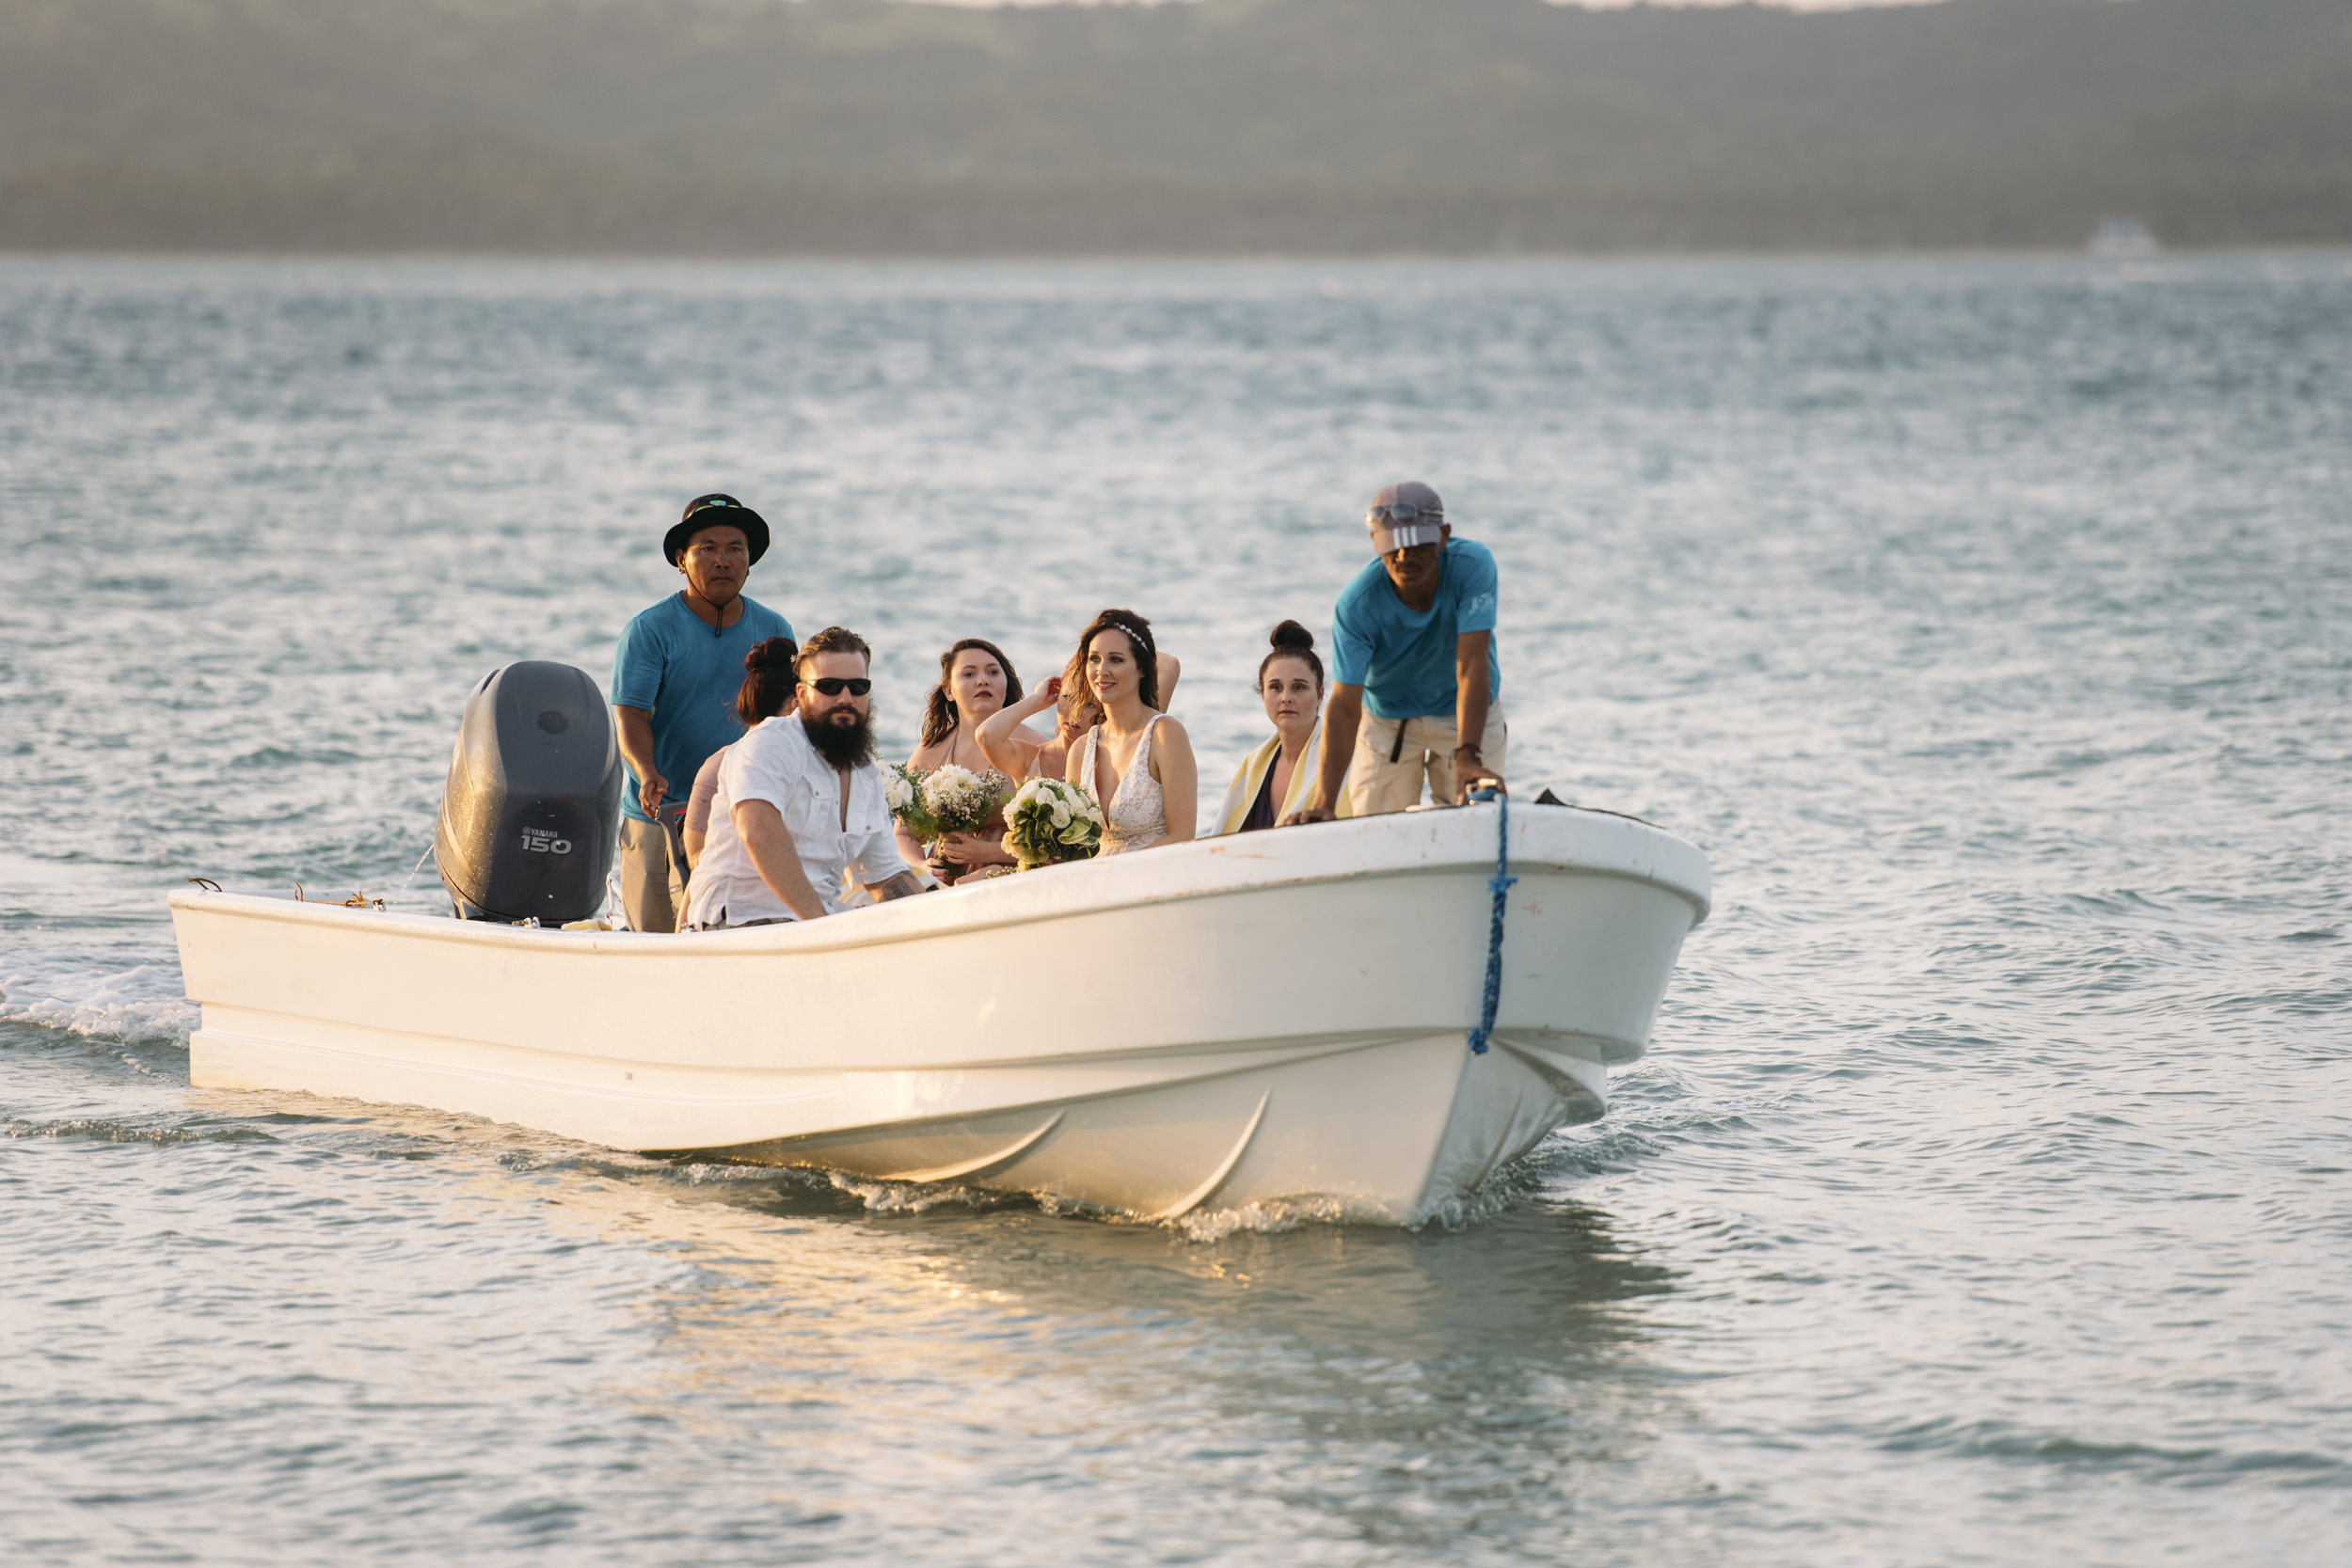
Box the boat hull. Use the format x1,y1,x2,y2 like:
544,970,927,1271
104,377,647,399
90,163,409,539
174,804,1708,1224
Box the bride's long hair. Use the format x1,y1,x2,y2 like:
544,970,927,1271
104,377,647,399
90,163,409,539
1064,609,1160,712
918,637,1024,749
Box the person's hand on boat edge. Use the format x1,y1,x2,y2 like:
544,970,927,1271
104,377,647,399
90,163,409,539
1453,745,1505,804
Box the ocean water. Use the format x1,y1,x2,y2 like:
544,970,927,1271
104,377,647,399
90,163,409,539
2,251,2347,1565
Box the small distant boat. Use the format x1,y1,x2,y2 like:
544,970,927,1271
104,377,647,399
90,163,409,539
169,802,1709,1225
2088,214,2161,260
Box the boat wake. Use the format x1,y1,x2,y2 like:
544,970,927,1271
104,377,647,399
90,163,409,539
0,955,197,1051
803,1147,1553,1239
668,1149,1544,1237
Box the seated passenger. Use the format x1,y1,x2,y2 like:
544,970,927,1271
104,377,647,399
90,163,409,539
1213,621,1353,834
678,637,799,889
1053,609,1198,854
901,639,1035,882
684,626,925,927
981,644,1183,786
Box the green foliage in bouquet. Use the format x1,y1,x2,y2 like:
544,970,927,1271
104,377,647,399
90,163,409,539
882,763,942,841
886,763,1013,883
1001,777,1104,870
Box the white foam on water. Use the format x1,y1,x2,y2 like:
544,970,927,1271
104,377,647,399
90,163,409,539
825,1169,1032,1215
676,1159,811,1187
0,957,197,1050
1162,1145,1549,1242
1168,1194,1362,1242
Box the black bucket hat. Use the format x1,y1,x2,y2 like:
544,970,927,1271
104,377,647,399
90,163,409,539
664,493,771,566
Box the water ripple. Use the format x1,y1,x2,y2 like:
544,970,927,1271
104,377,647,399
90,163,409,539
4,252,2350,1564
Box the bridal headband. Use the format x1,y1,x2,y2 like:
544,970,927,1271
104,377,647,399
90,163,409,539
1095,615,1154,658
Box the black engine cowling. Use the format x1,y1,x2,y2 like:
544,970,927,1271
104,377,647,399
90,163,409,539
434,661,620,925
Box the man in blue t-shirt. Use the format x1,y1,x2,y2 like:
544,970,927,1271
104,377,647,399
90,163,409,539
1286,481,1506,821
610,494,795,932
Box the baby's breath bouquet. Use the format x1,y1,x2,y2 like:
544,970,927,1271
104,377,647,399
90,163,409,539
916,764,1008,839
1001,777,1104,870
888,763,1011,884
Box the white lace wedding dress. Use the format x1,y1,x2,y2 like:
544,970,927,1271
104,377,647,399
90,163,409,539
1081,715,1168,855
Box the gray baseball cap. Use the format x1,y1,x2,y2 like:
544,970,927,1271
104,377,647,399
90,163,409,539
1365,481,1445,553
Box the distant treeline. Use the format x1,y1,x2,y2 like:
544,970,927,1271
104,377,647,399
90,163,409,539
3,0,2348,254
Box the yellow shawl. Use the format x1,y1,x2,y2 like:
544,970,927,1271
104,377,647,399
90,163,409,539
1211,721,1353,836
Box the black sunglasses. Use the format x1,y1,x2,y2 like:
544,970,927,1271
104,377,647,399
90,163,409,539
806,676,871,696
1368,502,1438,524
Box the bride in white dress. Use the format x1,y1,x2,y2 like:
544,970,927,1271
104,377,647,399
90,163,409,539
1061,609,1197,854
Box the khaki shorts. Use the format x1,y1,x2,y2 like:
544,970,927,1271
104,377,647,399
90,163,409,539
617,812,687,934
1344,702,1509,818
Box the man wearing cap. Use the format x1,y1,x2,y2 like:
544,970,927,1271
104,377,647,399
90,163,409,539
610,494,795,933
1284,481,1506,822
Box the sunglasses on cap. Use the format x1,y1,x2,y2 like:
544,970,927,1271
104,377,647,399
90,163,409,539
1367,501,1440,525
806,676,872,696
684,497,740,520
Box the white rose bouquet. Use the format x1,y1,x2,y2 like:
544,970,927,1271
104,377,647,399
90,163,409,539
882,763,941,842
1000,776,1104,870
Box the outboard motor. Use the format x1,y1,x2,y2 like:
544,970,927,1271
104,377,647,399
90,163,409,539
435,662,621,925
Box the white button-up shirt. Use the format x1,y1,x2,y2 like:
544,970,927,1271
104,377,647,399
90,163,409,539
685,714,908,927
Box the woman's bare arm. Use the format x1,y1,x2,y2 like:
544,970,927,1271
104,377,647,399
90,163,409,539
977,688,1057,779
1150,718,1198,845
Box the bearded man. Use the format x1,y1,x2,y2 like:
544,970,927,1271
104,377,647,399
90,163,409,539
682,626,926,928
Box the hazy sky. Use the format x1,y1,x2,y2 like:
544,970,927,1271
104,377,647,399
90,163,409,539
915,1,1947,9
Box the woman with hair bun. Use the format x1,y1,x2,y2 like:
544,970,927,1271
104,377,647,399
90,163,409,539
673,636,798,910
1212,620,1353,834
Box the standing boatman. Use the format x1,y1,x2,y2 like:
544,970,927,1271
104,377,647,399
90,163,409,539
1285,481,1506,822
611,494,794,932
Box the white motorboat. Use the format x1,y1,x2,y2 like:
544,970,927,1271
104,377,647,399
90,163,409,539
170,802,1709,1226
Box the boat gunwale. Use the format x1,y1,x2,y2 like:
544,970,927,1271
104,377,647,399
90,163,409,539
167,803,1711,958
169,858,1704,956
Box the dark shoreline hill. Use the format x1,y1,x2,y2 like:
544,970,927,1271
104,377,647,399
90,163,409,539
3,0,2347,254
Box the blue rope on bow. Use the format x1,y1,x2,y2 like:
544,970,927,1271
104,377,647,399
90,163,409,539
1465,786,1517,1055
